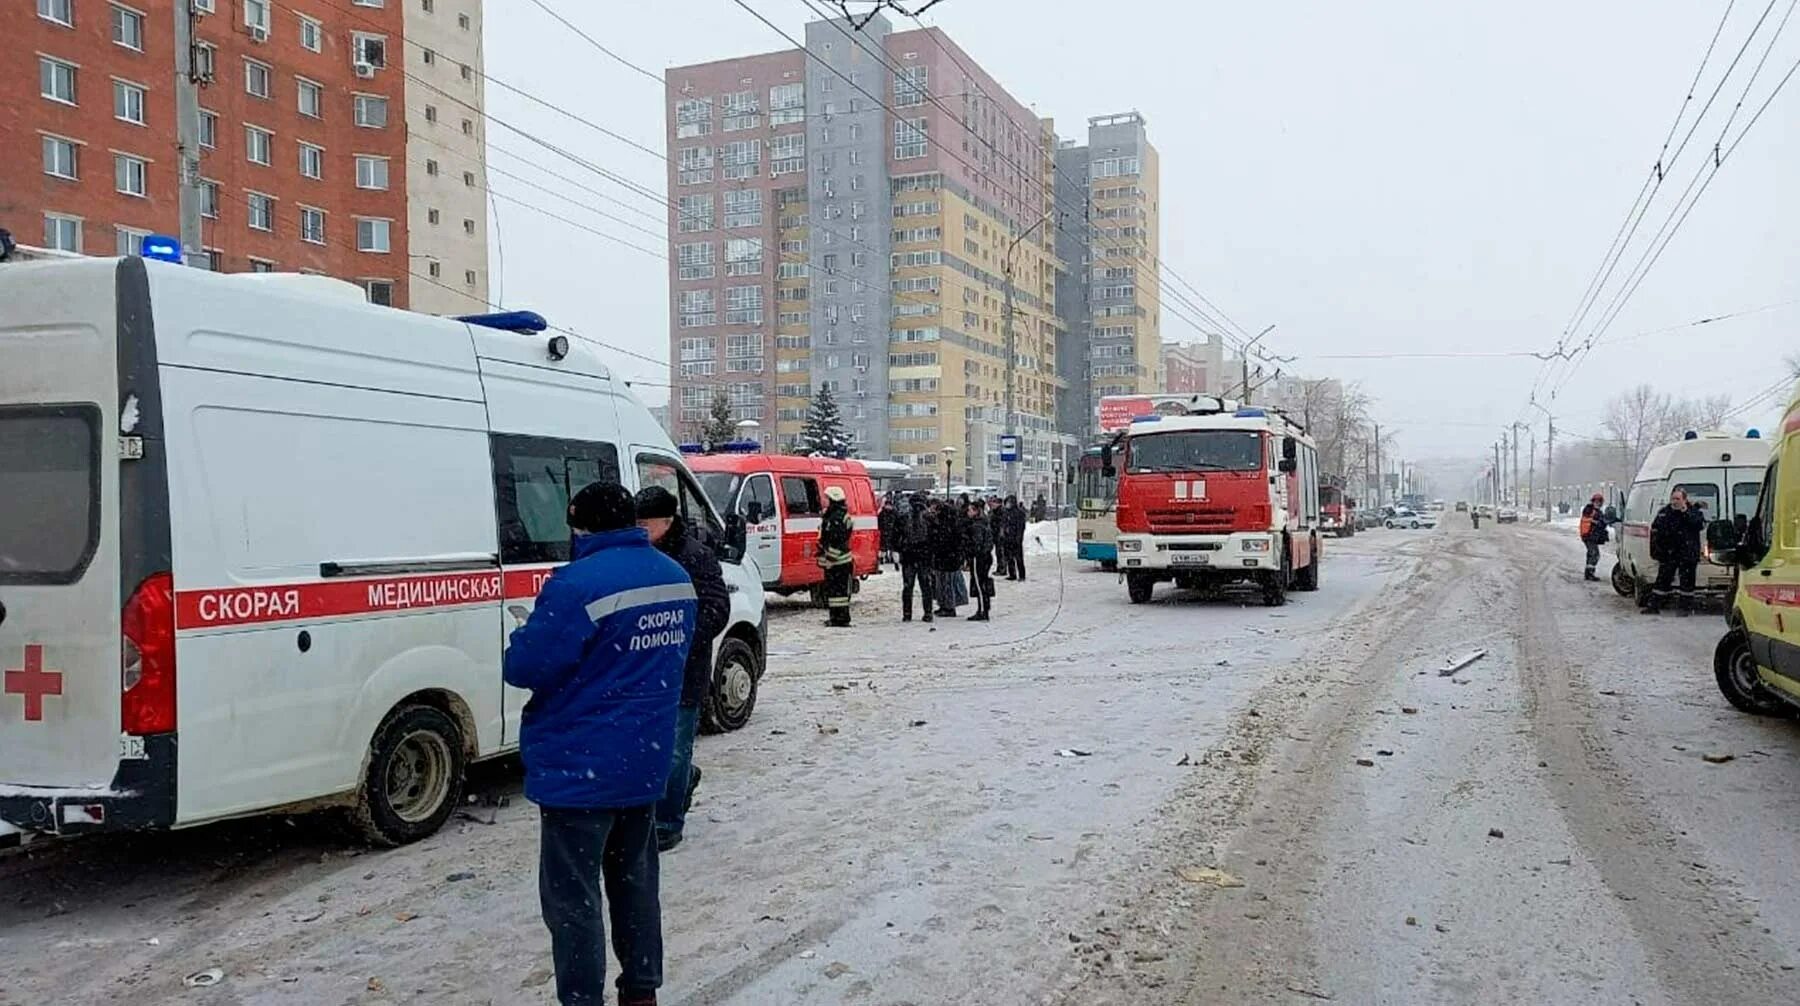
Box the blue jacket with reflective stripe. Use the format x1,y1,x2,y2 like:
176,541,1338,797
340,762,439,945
503,527,698,810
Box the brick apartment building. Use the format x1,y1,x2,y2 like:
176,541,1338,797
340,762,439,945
4,0,486,313
1161,338,1229,397
664,12,1082,495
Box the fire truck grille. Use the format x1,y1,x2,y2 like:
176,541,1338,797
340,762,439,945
1146,508,1238,533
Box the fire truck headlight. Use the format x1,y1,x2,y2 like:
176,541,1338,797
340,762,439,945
1242,539,1272,553
1119,539,1142,552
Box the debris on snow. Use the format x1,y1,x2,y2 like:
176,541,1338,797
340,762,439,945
1176,866,1244,888
1404,916,1418,927
1434,922,1451,933
799,949,818,960
1376,749,1394,757
444,871,476,883
1701,753,1735,765
1487,828,1505,839
1175,753,1192,766
908,720,928,727
291,910,324,924
183,969,224,988
1437,649,1487,677
1055,748,1093,758
1400,706,1418,715
1355,758,1376,767
1286,985,1334,1000
823,961,852,978
366,977,384,992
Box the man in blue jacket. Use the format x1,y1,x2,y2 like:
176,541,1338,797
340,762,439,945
503,481,698,1006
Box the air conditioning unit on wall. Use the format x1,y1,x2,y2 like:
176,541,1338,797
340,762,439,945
248,25,269,43
354,62,376,79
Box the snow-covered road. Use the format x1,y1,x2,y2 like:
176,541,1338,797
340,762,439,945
3,521,1796,1005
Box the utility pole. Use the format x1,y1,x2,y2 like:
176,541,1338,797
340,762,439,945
1238,324,1277,405
1510,421,1525,509
173,0,205,266
1493,442,1502,506
1002,212,1053,499
1527,426,1537,518
1372,421,1382,509
1532,402,1554,521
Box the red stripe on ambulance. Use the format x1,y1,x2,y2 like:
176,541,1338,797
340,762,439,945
176,566,568,629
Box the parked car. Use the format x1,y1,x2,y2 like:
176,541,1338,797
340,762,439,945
1497,507,1519,524
1454,501,1469,512
1385,509,1430,529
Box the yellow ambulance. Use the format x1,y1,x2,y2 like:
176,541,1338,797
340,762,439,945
1712,379,1800,716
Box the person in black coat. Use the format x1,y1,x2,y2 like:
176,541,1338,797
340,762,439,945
898,493,937,623
963,499,995,620
987,497,1007,581
1642,487,1707,615
929,499,964,616
635,487,731,851
1001,496,1029,581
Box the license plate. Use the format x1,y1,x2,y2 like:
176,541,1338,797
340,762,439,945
1171,553,1209,565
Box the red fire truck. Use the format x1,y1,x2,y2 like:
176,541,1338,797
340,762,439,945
1320,478,1356,538
686,448,880,603
1107,405,1324,606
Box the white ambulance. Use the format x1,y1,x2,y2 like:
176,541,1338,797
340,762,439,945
0,257,766,846
1610,430,1774,604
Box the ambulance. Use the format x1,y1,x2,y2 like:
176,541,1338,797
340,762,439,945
1609,430,1773,604
685,450,880,602
0,257,767,846
1710,382,1800,717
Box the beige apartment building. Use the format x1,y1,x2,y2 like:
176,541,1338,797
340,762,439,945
402,0,489,315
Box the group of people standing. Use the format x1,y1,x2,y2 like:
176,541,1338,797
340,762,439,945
879,491,1040,623
1578,488,1709,615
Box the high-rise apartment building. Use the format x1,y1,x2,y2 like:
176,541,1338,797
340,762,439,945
402,0,489,315
664,13,1071,495
3,0,486,312
1053,112,1162,436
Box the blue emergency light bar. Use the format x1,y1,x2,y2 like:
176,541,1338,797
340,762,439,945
1129,414,1161,424
720,439,762,453
140,234,183,263
455,310,549,334
1747,428,1761,439
1235,407,1267,418
678,443,706,454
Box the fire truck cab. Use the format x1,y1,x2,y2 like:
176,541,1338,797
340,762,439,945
1109,405,1323,606
687,449,880,602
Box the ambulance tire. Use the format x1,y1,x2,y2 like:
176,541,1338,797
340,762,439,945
1714,628,1794,718
1610,562,1634,598
350,704,467,847
1294,537,1320,592
701,637,761,734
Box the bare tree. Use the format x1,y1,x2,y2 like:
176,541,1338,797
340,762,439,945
1602,384,1682,482
1686,392,1736,430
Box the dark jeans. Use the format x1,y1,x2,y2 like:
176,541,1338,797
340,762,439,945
1649,559,1698,609
970,554,993,613
1583,541,1601,572
655,704,700,840
901,557,936,618
538,804,662,1004
1008,540,1026,579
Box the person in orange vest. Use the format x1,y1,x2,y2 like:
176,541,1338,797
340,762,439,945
1578,493,1612,582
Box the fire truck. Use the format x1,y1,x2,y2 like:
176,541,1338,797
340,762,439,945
1320,477,1356,538
1107,404,1324,606
685,447,881,603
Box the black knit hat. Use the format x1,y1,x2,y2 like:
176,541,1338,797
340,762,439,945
634,485,680,520
568,481,636,533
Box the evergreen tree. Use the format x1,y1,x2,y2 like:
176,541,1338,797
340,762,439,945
799,384,852,457
701,389,736,448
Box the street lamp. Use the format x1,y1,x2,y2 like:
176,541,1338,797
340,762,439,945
941,445,958,492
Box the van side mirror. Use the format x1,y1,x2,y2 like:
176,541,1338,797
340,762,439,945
724,513,747,562
1604,505,1619,523
1100,443,1115,479
1278,458,1297,473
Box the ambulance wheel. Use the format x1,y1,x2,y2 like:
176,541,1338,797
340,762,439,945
1610,562,1634,597
701,637,761,734
351,704,466,847
1294,538,1320,592
1126,572,1155,604
1714,628,1793,718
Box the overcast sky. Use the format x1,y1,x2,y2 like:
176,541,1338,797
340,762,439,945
483,0,1798,466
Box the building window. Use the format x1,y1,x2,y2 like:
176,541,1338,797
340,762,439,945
299,206,326,244
769,82,804,125
363,280,394,306
894,117,927,159
353,0,385,7
246,192,274,231
353,94,388,127
894,65,926,108
724,285,763,325
199,109,217,147
39,0,74,27
425,159,439,176
677,289,716,328
462,170,474,187
464,269,477,286
427,260,441,278
723,189,762,228
770,132,805,175
298,142,323,179
424,105,437,123
721,90,759,131
427,208,440,225
422,0,434,10
200,180,219,218
458,12,470,28
243,0,270,31
43,214,82,252
352,33,387,68
299,14,322,51
249,258,275,273
194,43,215,79
245,125,272,165
677,241,715,280
677,145,713,185
462,218,475,235
460,118,474,137
355,155,389,189
720,140,760,180
676,193,714,233
42,136,78,179
111,4,145,50
112,80,147,124
674,98,712,139
202,248,222,271
356,217,391,253
114,153,147,197
297,78,322,117
460,64,473,81
725,237,763,277
39,57,77,105
422,48,435,65
244,59,271,98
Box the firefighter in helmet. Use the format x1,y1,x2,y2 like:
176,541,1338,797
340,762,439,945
818,485,855,627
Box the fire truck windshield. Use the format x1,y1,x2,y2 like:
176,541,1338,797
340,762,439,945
694,472,741,515
1127,430,1262,474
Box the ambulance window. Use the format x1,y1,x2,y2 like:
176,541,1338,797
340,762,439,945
635,454,725,542
782,476,822,515
1625,482,1658,522
491,434,621,564
1763,460,1780,549
0,405,100,585
1732,481,1762,521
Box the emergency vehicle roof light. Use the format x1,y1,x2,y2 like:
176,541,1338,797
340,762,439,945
455,310,549,334
1684,430,1699,440
720,439,762,453
1129,415,1161,424
678,443,706,454
1235,407,1267,418
1747,428,1761,439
